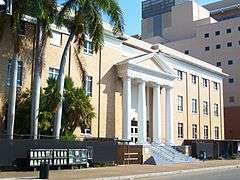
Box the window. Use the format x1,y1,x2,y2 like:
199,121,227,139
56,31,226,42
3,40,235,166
215,31,220,36
7,60,23,87
203,78,208,87
227,42,232,47
177,70,183,80
85,76,93,96
48,68,59,79
204,33,209,38
84,41,93,55
192,124,197,139
216,44,221,49
213,82,218,90
204,125,209,139
214,103,219,116
229,96,235,103
216,62,221,67
192,99,197,113
238,26,240,31
226,28,232,34
178,96,183,111
214,127,219,139
228,78,234,83
192,75,197,84
184,50,189,55
18,21,25,36
178,123,184,138
228,60,233,65
50,31,62,46
203,101,208,115
205,46,210,51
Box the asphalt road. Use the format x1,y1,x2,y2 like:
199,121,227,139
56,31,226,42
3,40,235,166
140,168,240,180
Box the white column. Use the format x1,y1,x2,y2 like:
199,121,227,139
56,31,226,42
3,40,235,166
138,80,147,144
122,76,131,140
165,87,174,145
153,84,161,143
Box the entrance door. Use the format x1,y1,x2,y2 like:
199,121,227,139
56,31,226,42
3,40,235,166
131,118,138,143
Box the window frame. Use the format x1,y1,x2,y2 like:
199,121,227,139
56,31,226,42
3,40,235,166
177,70,183,80
204,125,209,139
191,74,197,84
7,60,23,87
216,62,221,67
205,46,210,51
85,75,93,97
203,78,208,87
177,95,183,112
226,28,232,34
192,99,197,113
192,124,197,139
215,31,220,36
214,103,219,116
214,126,219,139
48,67,59,80
84,40,93,55
203,101,209,115
213,82,218,90
177,123,184,139
50,31,62,47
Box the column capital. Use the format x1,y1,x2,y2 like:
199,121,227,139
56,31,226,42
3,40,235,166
122,76,131,81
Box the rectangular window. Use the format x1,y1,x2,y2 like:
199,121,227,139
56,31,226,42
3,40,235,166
228,60,233,65
177,70,183,80
204,33,209,38
229,96,235,103
238,26,240,31
178,123,184,138
192,124,197,139
184,50,189,55
216,62,221,67
214,127,219,139
178,96,183,112
48,68,59,79
214,103,219,116
50,31,62,46
204,125,209,139
205,46,210,51
203,101,208,115
192,75,197,84
192,99,197,113
203,78,208,87
18,21,26,36
215,31,220,36
7,60,23,87
226,28,232,33
229,78,234,83
213,82,218,90
216,44,221,49
227,42,232,47
84,41,93,55
85,75,93,96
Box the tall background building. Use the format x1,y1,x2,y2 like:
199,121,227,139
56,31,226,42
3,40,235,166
141,0,240,139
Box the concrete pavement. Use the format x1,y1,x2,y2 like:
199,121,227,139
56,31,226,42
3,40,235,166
0,160,240,179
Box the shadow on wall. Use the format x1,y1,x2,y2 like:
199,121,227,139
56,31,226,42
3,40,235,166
101,66,122,138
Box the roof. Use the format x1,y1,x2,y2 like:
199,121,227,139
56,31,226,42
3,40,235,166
203,0,240,12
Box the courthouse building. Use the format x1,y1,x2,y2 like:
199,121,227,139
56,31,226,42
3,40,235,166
141,0,240,139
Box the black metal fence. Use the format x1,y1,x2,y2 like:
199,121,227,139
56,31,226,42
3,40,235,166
0,138,117,169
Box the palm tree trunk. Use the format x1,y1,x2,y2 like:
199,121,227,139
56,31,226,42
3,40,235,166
7,54,19,140
53,32,74,139
30,22,42,139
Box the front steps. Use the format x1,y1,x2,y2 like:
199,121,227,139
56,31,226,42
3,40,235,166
144,142,197,165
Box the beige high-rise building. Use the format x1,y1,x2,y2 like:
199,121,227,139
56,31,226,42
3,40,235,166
142,0,240,139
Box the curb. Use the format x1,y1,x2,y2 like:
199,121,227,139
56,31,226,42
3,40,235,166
88,164,240,180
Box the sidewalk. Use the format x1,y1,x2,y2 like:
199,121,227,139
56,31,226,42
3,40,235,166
0,160,240,180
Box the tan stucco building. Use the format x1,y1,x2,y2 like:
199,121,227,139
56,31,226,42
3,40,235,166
0,15,228,146
142,0,240,139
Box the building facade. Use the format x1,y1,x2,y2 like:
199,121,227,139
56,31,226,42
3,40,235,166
141,0,240,139
0,15,227,145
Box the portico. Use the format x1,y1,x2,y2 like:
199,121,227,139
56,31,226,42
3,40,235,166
116,53,177,145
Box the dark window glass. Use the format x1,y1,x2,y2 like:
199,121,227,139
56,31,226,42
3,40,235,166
226,28,231,33
215,31,220,36
216,44,221,49
227,42,232,47
229,78,234,83
216,62,221,67
184,50,189,55
205,46,210,51
204,33,209,38
228,60,233,65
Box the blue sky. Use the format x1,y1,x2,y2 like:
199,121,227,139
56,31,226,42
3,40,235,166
58,0,220,35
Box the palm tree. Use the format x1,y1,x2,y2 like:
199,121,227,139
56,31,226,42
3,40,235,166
29,0,57,139
0,0,29,139
53,0,124,139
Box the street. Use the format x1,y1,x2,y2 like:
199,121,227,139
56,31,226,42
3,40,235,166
140,168,240,180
